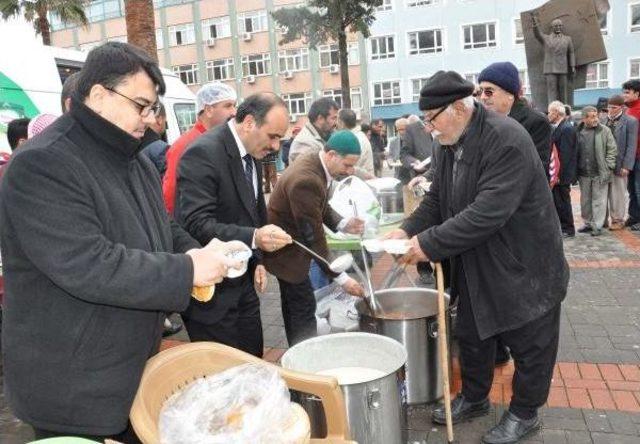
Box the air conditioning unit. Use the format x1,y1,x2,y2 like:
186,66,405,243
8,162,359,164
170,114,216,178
246,75,256,84
284,70,294,79
329,64,339,74
243,32,252,41
206,38,215,47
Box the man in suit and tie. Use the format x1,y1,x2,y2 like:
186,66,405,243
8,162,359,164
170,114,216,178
264,130,365,346
176,93,292,356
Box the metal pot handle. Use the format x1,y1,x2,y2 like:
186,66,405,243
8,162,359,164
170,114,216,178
428,320,439,338
367,388,381,409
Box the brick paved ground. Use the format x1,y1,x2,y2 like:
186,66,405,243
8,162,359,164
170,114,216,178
2,187,640,443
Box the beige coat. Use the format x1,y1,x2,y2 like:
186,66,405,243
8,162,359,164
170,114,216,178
288,121,325,163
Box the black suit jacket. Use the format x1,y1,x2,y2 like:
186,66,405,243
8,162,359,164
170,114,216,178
176,123,267,324
551,120,577,185
400,121,434,183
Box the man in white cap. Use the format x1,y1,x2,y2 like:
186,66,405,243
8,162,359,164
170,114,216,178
163,82,237,215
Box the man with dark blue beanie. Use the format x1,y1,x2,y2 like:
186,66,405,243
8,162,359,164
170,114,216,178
478,62,552,181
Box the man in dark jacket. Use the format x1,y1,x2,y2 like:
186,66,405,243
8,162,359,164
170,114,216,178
387,71,569,444
606,95,638,230
176,93,292,356
548,100,578,237
0,43,237,440
478,62,552,180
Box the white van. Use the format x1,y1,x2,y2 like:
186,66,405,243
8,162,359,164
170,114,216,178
0,18,196,153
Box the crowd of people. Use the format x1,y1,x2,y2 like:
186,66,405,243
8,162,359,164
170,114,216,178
0,39,639,444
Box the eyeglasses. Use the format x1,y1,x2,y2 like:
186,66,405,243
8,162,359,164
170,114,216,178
105,87,161,118
477,87,495,98
423,106,447,127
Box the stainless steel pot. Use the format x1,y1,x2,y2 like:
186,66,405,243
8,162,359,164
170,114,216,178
281,332,407,444
357,287,451,405
375,183,404,214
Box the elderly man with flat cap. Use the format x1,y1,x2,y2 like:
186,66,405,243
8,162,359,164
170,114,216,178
387,71,569,444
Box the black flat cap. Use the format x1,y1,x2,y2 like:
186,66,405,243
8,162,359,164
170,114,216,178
419,70,475,111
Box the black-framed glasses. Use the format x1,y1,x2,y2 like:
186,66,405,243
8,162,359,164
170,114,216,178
105,87,161,118
424,106,447,127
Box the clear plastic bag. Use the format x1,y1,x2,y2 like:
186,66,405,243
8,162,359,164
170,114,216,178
159,363,298,444
329,176,382,236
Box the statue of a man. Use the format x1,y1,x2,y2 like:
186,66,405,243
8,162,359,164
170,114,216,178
532,13,576,104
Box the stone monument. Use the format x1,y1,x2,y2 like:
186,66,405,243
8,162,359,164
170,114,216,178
521,0,609,110
532,14,576,104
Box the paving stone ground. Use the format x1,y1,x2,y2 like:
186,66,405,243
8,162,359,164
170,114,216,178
2,187,640,443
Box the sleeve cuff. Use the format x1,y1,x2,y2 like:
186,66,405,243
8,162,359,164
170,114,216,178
334,272,349,285
336,218,349,232
251,229,257,249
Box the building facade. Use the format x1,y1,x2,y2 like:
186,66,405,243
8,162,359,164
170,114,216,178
367,0,640,121
50,0,640,126
49,0,371,125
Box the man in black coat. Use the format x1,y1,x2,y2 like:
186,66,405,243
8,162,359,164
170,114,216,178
0,42,236,440
548,100,578,237
478,62,552,180
478,61,553,366
176,93,292,357
388,71,569,444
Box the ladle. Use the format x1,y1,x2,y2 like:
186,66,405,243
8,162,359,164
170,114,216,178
292,239,354,273
349,200,382,315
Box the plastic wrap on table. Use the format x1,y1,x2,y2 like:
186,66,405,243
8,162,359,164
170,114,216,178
159,363,299,444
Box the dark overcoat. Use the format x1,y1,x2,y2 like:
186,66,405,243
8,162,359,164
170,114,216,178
402,104,569,339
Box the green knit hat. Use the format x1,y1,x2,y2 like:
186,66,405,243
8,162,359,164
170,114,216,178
326,130,361,156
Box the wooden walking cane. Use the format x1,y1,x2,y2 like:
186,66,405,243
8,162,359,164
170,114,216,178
435,262,454,443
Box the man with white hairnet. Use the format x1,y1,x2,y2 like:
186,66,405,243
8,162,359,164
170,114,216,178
163,82,237,215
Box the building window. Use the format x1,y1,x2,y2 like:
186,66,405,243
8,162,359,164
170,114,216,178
375,0,393,12
408,29,443,55
370,36,395,60
464,73,479,84
518,69,530,95
514,18,524,44
202,16,231,40
206,58,235,81
241,53,272,77
282,92,312,117
585,61,609,88
323,88,363,109
630,3,640,33
79,41,101,52
173,64,199,85
174,102,197,135
630,58,640,79
168,23,195,46
82,0,123,23
462,22,497,49
411,78,429,102
238,10,268,34
373,81,401,105
278,48,310,72
407,0,440,6
318,43,360,67
155,29,164,50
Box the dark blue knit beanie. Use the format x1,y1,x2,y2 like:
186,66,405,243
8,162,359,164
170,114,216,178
478,62,521,96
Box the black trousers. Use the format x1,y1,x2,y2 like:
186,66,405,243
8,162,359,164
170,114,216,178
455,267,561,419
278,277,317,346
552,184,575,235
184,279,263,357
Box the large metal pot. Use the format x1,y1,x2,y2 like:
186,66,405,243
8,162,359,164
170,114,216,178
281,332,407,444
357,287,451,405
375,182,404,214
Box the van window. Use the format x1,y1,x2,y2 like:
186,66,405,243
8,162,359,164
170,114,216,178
174,102,197,134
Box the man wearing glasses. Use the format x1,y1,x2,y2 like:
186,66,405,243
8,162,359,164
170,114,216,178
0,42,241,441
387,71,568,444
